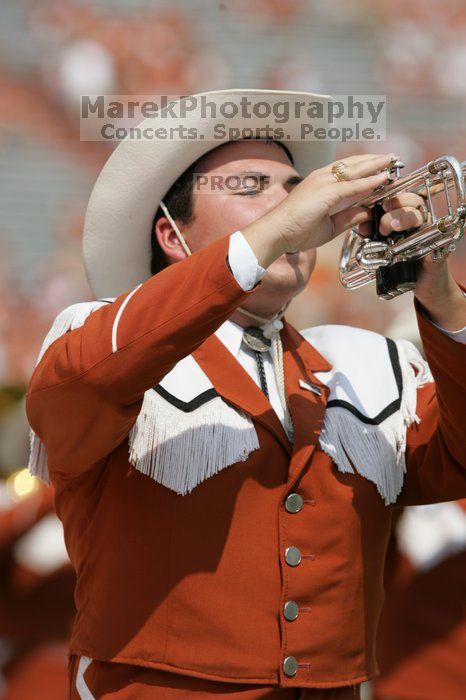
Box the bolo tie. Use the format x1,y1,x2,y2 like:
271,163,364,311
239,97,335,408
242,326,272,399
241,324,294,444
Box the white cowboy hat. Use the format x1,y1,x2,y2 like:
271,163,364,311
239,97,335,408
83,88,336,298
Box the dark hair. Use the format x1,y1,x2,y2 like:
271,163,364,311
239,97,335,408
150,139,294,275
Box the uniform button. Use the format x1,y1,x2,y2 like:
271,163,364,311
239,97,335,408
283,600,299,621
283,655,299,677
284,546,301,566
285,492,303,513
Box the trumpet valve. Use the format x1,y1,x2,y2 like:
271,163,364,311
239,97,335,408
387,158,405,182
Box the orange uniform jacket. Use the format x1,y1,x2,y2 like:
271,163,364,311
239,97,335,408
25,234,466,691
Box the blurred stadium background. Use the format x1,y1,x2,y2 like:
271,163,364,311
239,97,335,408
1,0,466,391
0,1,465,698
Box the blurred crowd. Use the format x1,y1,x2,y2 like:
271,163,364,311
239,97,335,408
0,1,465,698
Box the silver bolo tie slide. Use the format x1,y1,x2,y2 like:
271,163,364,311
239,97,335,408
241,326,272,399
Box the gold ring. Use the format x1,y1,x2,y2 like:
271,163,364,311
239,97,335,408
331,161,350,182
416,203,429,225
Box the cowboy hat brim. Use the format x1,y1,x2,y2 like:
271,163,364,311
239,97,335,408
83,88,335,298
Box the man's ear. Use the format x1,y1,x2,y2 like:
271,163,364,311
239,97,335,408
154,217,189,263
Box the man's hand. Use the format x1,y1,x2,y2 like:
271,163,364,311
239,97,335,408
242,153,394,268
242,152,465,333
360,191,466,332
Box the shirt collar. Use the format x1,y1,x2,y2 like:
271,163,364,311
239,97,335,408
215,319,245,359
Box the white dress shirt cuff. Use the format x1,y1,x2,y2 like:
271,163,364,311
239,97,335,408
422,290,466,344
227,230,267,291
427,319,466,343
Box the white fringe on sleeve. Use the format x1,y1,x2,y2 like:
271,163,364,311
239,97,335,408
28,300,113,485
27,300,260,495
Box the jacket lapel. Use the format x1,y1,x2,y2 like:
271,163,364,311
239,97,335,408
193,333,291,454
193,322,333,465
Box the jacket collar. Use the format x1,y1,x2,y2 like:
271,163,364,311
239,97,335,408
214,318,246,358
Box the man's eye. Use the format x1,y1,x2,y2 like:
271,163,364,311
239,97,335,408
236,189,261,196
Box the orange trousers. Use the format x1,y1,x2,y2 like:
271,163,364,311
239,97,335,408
68,655,361,699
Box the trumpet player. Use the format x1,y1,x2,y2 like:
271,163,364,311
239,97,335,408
26,90,465,700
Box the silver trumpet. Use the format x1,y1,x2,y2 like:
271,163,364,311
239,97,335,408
339,155,466,299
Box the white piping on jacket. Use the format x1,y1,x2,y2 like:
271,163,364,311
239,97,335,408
111,284,143,353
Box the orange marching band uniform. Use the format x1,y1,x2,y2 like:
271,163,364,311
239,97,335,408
24,90,466,698
25,233,466,694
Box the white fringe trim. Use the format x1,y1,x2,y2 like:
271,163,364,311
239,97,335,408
29,305,433,503
28,429,51,485
36,301,113,365
28,299,260,495
318,339,432,506
128,390,259,495
28,300,114,485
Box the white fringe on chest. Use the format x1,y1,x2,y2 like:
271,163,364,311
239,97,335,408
127,386,259,495
29,308,433,504
302,325,433,505
28,301,259,495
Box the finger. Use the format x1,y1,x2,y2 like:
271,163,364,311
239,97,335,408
330,170,390,201
309,154,384,179
324,171,390,223
379,206,424,235
310,153,396,188
382,193,427,212
358,221,373,238
332,206,372,235
340,153,398,181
